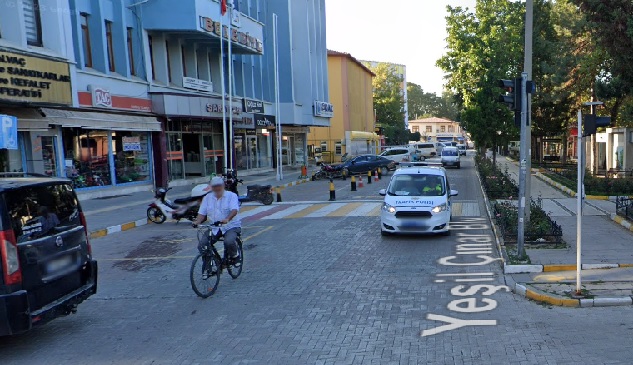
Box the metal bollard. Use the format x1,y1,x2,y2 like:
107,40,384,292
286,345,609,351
276,187,283,202
351,175,357,191
329,179,336,201
367,171,372,184
342,169,347,181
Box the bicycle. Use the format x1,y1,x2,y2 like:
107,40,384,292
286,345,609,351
190,222,244,298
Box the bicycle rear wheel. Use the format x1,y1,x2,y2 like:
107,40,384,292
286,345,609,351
227,240,244,279
190,253,221,298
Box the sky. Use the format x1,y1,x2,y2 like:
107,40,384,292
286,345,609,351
325,0,477,95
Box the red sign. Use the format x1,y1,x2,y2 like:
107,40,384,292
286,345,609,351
78,91,152,112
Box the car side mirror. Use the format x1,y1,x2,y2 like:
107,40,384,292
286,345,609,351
351,161,356,165
379,189,387,196
450,190,459,197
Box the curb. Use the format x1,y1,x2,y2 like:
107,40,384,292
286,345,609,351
89,218,149,239
277,178,311,189
473,166,508,267
535,171,632,201
612,214,633,232
513,283,633,308
504,263,632,274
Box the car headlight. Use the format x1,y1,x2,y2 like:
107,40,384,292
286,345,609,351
432,203,448,214
382,203,396,214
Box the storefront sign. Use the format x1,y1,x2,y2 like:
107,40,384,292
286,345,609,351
282,126,310,134
0,115,18,150
199,17,263,54
254,114,276,127
206,103,242,118
233,115,255,130
314,100,334,118
122,136,142,151
183,77,213,93
243,99,264,113
79,91,152,112
0,49,72,105
89,85,112,108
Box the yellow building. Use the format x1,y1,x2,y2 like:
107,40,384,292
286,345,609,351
308,50,379,164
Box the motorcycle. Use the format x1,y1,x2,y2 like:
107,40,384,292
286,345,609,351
147,184,209,224
224,169,274,206
312,164,345,181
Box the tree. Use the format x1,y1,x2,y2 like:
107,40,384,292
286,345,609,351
367,63,406,145
407,82,459,121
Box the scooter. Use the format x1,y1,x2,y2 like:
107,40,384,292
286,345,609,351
224,169,274,206
147,185,209,224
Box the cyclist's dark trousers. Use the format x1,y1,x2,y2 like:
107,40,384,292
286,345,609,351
224,228,241,257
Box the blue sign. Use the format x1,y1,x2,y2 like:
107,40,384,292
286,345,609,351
0,115,18,150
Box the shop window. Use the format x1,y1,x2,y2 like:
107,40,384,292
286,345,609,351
81,13,93,67
105,21,115,72
412,126,419,133
112,132,151,184
448,126,454,133
127,27,136,76
62,129,112,188
23,0,42,46
335,143,342,156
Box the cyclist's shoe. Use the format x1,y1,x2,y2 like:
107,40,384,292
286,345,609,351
202,269,218,280
229,254,241,266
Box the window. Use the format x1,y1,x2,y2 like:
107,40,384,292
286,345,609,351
80,14,93,67
426,126,432,133
412,126,419,133
448,126,454,133
148,35,155,80
105,21,115,72
23,0,42,46
127,28,136,76
440,126,446,132
320,142,327,152
335,143,342,155
166,41,172,83
181,45,187,76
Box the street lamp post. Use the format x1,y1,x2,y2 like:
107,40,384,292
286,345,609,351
524,0,534,224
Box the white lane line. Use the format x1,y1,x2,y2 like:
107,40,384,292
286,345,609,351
305,203,346,218
239,205,275,219
262,204,313,220
347,202,381,217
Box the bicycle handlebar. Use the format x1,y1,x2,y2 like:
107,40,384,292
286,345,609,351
197,221,224,228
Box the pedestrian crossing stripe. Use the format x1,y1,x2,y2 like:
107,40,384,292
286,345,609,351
240,201,481,220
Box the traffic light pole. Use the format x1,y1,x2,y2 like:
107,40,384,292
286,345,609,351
517,73,529,258
575,110,583,296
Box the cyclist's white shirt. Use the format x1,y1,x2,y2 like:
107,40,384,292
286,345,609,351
198,191,241,232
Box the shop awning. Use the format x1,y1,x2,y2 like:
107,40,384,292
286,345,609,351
0,108,50,131
349,131,380,141
40,108,162,132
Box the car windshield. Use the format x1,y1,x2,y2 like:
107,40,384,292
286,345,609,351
443,150,458,156
387,174,446,197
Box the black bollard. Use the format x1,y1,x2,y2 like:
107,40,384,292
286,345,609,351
351,175,357,191
329,180,336,201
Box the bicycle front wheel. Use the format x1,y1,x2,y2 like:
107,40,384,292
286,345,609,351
227,241,244,279
190,253,221,298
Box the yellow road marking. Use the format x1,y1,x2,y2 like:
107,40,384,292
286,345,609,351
327,203,363,217
286,204,326,218
239,205,260,212
367,205,382,217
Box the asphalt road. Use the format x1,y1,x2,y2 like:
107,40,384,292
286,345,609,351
2,156,633,364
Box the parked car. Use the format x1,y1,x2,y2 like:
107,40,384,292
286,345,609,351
379,166,458,236
435,142,447,156
380,147,412,164
456,144,467,156
411,143,437,158
0,174,97,336
335,155,395,175
441,146,461,168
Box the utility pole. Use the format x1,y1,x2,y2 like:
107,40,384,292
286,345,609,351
517,73,529,258
575,109,583,296
524,0,534,223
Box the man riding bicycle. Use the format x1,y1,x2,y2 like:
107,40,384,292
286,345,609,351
192,176,241,261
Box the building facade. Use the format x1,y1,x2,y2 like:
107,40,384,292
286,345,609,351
408,117,464,143
308,50,377,163
361,60,408,128
0,0,76,179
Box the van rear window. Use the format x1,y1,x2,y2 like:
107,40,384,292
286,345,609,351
3,184,81,243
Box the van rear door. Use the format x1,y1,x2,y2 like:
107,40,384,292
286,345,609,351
3,184,88,311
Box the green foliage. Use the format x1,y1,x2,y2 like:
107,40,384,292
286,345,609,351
367,63,405,128
407,82,459,121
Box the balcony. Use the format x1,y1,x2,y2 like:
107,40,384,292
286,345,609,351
141,0,264,55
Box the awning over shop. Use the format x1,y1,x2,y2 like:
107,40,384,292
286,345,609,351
349,131,380,141
40,108,161,132
0,108,50,131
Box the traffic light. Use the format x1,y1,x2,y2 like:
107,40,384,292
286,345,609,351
498,79,519,111
583,114,612,136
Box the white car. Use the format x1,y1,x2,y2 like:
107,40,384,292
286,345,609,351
441,146,461,169
411,143,437,158
380,147,413,164
379,166,458,236
456,144,467,156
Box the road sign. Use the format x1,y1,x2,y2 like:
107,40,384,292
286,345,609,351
0,115,18,150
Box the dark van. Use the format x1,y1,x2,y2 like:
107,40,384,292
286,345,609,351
0,176,97,336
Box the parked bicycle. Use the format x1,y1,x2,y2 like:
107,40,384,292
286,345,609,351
190,222,244,298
